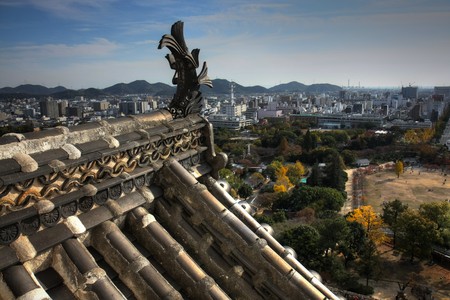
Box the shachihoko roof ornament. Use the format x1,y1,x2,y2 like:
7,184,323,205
159,21,212,118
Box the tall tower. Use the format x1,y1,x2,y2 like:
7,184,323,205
230,81,235,105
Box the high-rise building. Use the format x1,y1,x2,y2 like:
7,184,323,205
92,101,110,111
58,100,68,116
401,86,418,100
434,86,450,99
40,99,59,118
66,106,83,118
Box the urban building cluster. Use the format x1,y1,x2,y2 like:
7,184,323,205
1,85,450,137
205,85,450,132
0,95,165,129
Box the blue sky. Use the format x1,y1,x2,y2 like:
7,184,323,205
1,0,449,89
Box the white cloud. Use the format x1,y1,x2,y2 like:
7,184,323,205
0,38,120,63
0,0,118,17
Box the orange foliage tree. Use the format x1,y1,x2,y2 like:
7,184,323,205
273,165,293,193
347,205,386,245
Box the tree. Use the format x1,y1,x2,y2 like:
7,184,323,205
303,129,315,152
264,160,283,181
248,172,265,188
397,210,438,261
286,161,306,185
347,205,386,245
341,149,356,167
238,183,253,199
357,239,381,286
382,199,408,248
219,168,243,191
419,202,450,230
323,150,348,193
339,221,367,267
395,160,404,178
306,163,322,187
278,136,289,156
278,224,322,268
273,165,293,193
315,216,350,256
273,185,346,212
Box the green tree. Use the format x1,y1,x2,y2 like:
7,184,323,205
323,150,348,193
302,129,316,152
238,183,253,199
279,224,322,268
306,163,322,187
357,239,381,286
382,199,408,248
397,210,438,261
219,168,243,191
274,185,346,212
341,149,356,167
419,202,450,230
315,216,350,256
339,221,367,267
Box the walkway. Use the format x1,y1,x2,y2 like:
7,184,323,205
340,168,355,215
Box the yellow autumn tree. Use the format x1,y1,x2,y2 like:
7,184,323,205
347,205,386,245
404,128,435,144
273,165,293,193
395,160,404,178
287,161,306,180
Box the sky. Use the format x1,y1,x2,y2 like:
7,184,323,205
0,0,449,90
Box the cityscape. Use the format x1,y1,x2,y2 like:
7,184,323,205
1,81,450,149
1,1,450,299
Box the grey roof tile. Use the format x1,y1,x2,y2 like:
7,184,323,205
30,149,68,165
0,110,338,299
0,158,21,176
0,135,20,145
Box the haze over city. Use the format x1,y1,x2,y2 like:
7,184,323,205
1,0,449,90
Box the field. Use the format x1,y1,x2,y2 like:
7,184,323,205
360,167,450,299
362,167,449,213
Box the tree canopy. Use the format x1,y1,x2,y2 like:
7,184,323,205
274,185,346,212
347,205,386,245
396,210,438,261
382,199,408,248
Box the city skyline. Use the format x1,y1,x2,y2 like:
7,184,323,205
1,0,450,90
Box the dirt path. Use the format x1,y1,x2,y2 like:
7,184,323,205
340,168,355,215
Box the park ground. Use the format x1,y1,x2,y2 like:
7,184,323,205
360,167,450,299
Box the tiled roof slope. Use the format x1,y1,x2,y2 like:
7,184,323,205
0,21,340,300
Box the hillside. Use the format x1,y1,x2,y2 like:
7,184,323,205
0,79,342,98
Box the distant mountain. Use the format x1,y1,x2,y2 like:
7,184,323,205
305,83,342,93
0,79,342,99
202,79,268,94
0,84,67,95
269,81,307,93
51,88,106,99
103,80,174,95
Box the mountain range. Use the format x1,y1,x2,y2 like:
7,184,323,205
0,79,342,98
